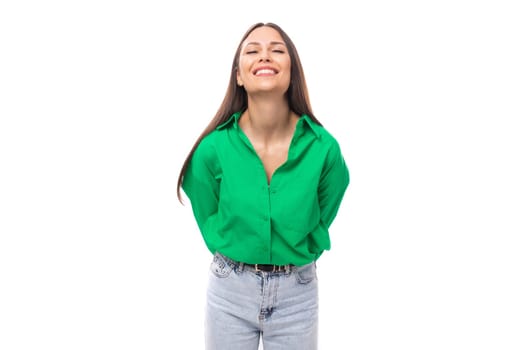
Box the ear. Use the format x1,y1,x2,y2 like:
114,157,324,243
236,70,243,86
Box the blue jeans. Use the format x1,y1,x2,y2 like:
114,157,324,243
205,252,318,350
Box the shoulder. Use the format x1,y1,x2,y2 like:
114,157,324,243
193,130,222,159
304,116,343,150
317,125,340,145
303,117,347,171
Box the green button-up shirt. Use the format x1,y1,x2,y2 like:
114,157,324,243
182,112,349,266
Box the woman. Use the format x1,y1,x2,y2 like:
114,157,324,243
177,22,349,350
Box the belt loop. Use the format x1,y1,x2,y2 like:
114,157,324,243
239,262,245,272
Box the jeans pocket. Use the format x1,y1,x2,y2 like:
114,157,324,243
294,262,317,284
210,252,234,278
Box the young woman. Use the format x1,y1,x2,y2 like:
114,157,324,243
177,22,350,350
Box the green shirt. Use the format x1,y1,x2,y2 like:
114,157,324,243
182,112,350,266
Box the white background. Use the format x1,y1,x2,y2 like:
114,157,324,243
1,1,524,349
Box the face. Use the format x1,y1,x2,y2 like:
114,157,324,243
236,26,291,96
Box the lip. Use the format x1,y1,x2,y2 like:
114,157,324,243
252,66,279,75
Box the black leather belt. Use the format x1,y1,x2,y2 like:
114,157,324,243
245,263,292,272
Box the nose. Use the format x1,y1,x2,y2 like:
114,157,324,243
259,49,271,62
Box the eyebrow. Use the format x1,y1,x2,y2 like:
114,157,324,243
244,41,286,46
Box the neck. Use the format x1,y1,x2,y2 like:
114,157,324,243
244,96,291,127
239,99,298,144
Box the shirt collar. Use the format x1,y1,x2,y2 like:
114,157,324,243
217,111,241,130
298,114,321,139
217,111,320,138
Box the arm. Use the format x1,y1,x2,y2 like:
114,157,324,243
182,140,221,251
318,141,350,229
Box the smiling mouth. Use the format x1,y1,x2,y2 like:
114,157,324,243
254,68,277,76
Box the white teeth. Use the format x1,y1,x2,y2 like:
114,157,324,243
255,69,275,75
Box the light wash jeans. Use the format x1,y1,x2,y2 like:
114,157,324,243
205,252,318,350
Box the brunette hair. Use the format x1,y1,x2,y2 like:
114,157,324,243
177,22,321,202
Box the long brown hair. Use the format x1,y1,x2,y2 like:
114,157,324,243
177,22,321,203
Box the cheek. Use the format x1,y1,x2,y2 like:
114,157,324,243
238,61,253,79
280,59,292,78
282,66,292,83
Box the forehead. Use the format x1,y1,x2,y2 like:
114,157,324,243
242,26,285,46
